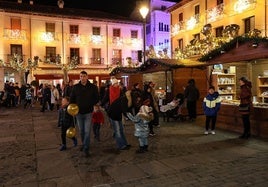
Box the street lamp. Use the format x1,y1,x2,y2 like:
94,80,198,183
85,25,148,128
139,6,149,63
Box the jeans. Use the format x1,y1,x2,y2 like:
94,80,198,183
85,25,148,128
76,113,92,151
205,115,217,131
109,119,128,149
138,137,148,147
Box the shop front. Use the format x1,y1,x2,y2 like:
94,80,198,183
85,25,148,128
204,40,268,138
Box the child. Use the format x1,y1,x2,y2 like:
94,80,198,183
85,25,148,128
202,86,221,135
24,84,33,109
58,96,77,151
127,99,154,153
92,104,104,141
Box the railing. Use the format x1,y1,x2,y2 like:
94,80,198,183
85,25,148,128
207,3,224,22
67,56,82,65
6,54,26,63
111,58,124,66
3,29,27,40
89,58,104,65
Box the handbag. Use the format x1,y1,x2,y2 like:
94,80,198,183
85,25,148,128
238,104,249,112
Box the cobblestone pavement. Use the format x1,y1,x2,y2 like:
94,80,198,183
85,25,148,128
0,105,267,187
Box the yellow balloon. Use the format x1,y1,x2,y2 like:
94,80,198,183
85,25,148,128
66,127,76,138
67,103,79,116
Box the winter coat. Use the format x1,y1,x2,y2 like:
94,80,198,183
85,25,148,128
70,80,99,114
58,105,74,128
126,113,152,138
239,81,252,114
202,92,221,116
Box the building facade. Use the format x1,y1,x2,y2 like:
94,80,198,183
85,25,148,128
0,0,143,89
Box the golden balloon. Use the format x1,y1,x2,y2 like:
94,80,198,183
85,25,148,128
66,127,76,138
67,103,79,116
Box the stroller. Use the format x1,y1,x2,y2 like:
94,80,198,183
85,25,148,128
160,93,185,122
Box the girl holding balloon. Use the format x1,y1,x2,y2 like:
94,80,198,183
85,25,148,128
58,96,78,151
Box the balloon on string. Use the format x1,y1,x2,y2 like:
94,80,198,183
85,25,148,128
67,103,79,116
66,127,76,138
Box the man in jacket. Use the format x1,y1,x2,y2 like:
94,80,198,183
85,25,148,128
70,71,99,157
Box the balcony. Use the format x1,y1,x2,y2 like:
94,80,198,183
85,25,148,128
207,3,224,22
112,37,123,46
40,32,58,42
111,58,124,66
171,21,184,36
89,35,104,44
67,56,82,65
89,58,104,65
3,29,27,40
43,55,61,64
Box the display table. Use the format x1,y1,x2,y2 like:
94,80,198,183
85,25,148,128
217,102,268,138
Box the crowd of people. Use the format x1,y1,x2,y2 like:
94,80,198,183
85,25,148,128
1,73,252,157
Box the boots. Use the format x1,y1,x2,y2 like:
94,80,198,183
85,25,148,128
136,146,145,153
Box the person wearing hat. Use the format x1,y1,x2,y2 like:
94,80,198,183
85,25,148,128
127,98,154,153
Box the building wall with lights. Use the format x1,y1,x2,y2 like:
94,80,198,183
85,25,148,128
0,1,144,88
169,0,267,55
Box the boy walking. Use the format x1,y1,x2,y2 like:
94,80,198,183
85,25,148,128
202,86,221,135
58,96,78,151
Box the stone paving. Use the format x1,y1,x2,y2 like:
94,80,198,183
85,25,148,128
0,105,267,187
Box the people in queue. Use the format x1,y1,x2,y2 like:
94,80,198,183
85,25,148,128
70,71,99,157
184,79,200,122
202,86,221,135
238,77,252,139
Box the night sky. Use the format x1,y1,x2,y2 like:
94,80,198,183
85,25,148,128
3,0,180,17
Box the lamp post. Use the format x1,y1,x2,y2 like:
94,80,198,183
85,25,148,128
139,6,149,63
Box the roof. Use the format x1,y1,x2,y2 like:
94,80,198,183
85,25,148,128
0,0,142,25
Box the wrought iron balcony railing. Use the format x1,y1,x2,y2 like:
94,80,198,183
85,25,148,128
89,58,104,65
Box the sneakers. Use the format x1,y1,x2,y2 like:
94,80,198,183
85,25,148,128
59,144,66,151
204,131,216,135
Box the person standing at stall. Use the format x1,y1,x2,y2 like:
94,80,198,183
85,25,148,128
238,77,252,139
184,79,200,122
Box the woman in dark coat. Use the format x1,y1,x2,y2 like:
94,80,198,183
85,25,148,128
238,77,252,139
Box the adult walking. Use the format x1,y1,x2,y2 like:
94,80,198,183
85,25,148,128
184,79,200,121
238,77,252,139
70,71,99,157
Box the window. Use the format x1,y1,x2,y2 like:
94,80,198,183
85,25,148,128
194,5,200,15
112,49,122,65
113,28,120,37
92,48,102,64
179,13,183,22
70,25,79,34
46,47,56,62
244,16,255,34
178,39,183,49
159,22,164,31
164,24,169,32
161,6,167,11
92,27,101,35
193,33,200,40
215,26,224,37
70,48,79,58
217,0,223,5
46,23,55,33
131,30,138,39
131,50,138,62
11,18,21,30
